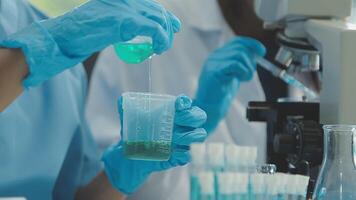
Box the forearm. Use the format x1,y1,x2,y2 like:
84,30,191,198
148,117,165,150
0,48,28,112
75,171,126,200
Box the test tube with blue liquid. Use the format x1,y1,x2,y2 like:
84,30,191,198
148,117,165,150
190,143,207,200
251,173,267,200
233,172,249,200
217,172,234,200
207,143,225,198
286,175,309,200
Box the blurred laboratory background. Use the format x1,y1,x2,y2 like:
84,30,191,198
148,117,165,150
30,0,86,16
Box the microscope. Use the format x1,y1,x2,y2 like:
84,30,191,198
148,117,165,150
247,0,356,197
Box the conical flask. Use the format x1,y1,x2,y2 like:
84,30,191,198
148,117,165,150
313,125,356,200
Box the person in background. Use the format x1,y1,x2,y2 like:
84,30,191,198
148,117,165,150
0,0,208,199
85,0,287,199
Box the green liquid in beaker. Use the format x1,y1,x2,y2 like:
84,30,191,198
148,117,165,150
114,42,153,64
124,141,171,161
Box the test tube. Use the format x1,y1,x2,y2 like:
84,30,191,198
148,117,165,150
266,174,281,200
217,172,234,200
191,143,207,172
190,143,207,200
246,147,258,173
251,173,267,200
225,144,243,171
207,143,225,171
232,172,249,200
275,173,288,200
197,171,215,200
293,175,310,200
284,174,310,200
207,143,225,198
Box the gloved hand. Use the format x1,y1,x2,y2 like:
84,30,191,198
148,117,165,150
102,95,207,195
0,0,181,88
195,37,266,133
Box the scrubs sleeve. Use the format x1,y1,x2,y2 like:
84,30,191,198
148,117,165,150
53,66,101,199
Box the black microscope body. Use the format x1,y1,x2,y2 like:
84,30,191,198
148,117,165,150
247,101,323,198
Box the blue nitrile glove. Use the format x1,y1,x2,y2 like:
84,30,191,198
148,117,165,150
195,37,266,133
0,0,181,88
102,95,207,195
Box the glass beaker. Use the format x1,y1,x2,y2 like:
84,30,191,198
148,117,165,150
313,125,356,200
122,92,176,161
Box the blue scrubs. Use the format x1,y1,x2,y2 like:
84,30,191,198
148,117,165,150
0,1,101,199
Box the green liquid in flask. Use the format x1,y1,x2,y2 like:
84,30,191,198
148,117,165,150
124,141,171,161
114,42,153,64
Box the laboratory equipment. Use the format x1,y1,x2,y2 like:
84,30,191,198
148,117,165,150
114,36,154,64
191,143,261,200
253,168,280,200
313,125,356,200
207,143,225,171
217,172,249,200
252,173,309,200
256,165,278,200
265,174,279,200
207,143,225,198
197,171,215,200
296,175,310,200
191,143,207,170
217,172,235,200
190,143,207,200
242,146,258,173
189,142,312,200
256,57,318,99
257,164,277,174
101,93,207,195
122,92,176,161
247,102,323,177
274,173,288,200
233,172,249,200
225,145,258,172
284,174,310,200
251,173,267,200
225,144,243,171
247,0,356,197
114,5,173,64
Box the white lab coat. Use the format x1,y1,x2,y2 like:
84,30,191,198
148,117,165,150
85,0,267,199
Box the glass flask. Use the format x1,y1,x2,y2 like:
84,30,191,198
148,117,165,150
313,125,356,200
114,4,173,64
114,36,154,64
